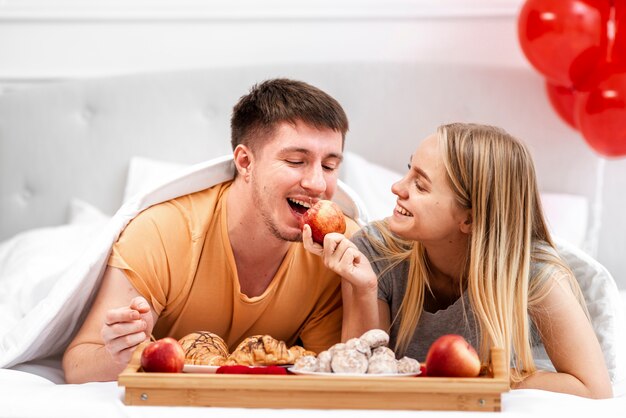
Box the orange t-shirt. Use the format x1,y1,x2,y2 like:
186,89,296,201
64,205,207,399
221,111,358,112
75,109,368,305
108,181,359,353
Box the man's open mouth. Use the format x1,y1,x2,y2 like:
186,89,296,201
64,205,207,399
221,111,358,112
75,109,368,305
287,198,311,215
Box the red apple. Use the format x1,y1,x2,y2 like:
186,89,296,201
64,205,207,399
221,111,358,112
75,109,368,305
300,200,346,245
425,334,481,377
140,337,185,373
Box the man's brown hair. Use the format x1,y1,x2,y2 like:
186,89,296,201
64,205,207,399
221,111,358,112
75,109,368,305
230,78,349,152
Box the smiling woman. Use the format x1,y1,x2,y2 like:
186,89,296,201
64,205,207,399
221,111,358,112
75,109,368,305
304,122,618,399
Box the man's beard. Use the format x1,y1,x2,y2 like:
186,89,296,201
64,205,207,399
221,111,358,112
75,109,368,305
251,176,302,243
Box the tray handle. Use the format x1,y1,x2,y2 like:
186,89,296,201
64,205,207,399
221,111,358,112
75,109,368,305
489,347,509,381
121,341,149,375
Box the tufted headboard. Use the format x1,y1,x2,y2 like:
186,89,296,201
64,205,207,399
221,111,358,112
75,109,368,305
0,62,601,241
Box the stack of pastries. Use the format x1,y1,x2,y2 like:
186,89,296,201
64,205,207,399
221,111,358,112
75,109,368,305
291,329,421,375
178,332,315,367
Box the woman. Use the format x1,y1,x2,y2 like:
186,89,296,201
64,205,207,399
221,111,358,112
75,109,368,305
303,123,612,398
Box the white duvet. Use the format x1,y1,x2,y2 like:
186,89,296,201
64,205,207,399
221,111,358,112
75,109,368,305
0,155,367,370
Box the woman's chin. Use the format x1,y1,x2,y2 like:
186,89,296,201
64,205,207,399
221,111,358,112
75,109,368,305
387,217,402,234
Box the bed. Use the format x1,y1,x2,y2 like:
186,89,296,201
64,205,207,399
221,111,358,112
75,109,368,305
1,63,625,416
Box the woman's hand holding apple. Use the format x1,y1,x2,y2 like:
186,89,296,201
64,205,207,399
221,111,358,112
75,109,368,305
302,225,377,295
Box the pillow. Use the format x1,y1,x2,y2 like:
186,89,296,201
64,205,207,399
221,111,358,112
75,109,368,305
340,152,401,221
533,238,626,394
540,192,589,250
123,156,188,203
67,198,110,225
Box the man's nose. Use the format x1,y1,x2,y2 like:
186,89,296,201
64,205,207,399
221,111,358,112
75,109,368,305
301,165,326,194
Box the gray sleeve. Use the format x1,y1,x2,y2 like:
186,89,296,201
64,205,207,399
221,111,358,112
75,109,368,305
351,226,393,303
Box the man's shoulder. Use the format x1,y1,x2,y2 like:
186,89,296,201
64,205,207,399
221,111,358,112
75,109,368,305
144,181,230,213
172,180,231,206
129,181,232,232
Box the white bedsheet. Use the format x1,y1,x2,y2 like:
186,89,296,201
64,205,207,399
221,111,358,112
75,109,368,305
1,368,625,418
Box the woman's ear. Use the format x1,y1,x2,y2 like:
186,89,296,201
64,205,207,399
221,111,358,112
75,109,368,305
233,144,253,180
460,213,472,234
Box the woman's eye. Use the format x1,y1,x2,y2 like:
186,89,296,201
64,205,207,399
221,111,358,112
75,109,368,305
286,160,303,165
414,180,425,191
323,165,337,172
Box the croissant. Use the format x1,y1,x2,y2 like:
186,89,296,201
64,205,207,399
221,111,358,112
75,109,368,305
224,335,316,366
178,331,229,366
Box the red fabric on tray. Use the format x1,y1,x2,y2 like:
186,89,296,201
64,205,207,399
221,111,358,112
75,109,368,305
216,365,288,375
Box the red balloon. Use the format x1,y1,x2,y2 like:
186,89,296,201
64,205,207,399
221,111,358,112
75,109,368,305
545,81,578,129
575,69,626,157
613,0,626,68
518,0,611,87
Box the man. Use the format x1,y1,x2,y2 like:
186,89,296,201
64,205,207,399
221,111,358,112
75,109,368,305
62,78,359,383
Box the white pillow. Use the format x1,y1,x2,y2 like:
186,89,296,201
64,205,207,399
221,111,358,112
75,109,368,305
541,192,589,250
67,198,110,225
123,156,188,203
533,238,626,394
340,152,401,221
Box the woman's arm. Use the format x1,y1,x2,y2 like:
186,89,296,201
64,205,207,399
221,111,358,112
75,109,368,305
340,279,379,341
517,275,613,398
302,226,382,341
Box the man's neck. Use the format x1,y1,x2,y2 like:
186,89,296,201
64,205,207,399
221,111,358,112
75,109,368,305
226,179,291,297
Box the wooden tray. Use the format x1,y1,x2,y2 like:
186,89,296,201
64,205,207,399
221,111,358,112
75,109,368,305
118,343,509,412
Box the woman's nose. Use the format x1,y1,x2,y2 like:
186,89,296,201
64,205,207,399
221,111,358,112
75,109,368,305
391,177,407,198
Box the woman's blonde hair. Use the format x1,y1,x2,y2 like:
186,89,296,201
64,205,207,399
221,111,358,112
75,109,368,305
370,123,587,383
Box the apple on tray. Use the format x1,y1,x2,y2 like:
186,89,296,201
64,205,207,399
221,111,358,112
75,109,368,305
300,200,346,245
140,337,185,373
425,334,481,378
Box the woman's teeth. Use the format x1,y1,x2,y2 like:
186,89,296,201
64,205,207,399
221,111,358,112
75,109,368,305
395,205,413,217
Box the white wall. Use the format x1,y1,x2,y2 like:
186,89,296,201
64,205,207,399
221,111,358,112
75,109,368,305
1,0,625,287
0,0,527,80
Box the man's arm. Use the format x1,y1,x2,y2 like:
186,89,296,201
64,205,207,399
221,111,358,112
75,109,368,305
62,266,157,383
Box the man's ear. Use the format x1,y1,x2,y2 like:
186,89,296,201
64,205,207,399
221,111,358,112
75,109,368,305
460,212,472,234
233,144,253,180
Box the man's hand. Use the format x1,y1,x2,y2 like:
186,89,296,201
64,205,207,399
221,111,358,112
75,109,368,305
101,296,153,366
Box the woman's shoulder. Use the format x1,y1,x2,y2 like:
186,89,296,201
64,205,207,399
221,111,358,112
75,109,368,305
350,222,386,253
529,240,573,286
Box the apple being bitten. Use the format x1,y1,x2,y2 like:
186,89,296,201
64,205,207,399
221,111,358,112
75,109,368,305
300,200,346,245
140,337,185,373
425,334,481,377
